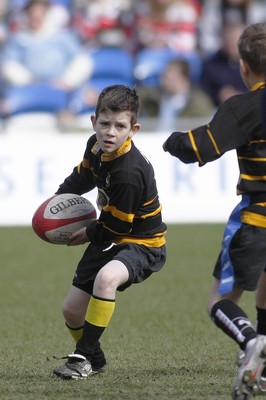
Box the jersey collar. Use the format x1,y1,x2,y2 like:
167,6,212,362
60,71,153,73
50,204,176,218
91,137,132,162
250,82,266,91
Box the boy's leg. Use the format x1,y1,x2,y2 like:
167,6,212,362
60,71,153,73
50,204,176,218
65,324,106,373
208,278,257,350
256,271,266,335
57,285,107,375
54,260,129,379
208,278,266,398
62,285,90,328
75,260,129,357
254,271,266,393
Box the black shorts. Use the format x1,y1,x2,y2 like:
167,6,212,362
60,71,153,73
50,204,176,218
73,242,167,294
213,223,266,291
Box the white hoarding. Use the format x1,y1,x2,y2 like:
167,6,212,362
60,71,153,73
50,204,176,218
0,132,239,225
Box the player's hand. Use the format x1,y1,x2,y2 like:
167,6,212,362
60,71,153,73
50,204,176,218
67,227,89,246
162,141,167,152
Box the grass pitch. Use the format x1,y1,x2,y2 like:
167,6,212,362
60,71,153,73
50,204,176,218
0,224,256,400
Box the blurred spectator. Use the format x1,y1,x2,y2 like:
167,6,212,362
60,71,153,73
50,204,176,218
0,1,8,47
68,46,134,121
198,0,266,55
8,0,71,33
0,0,93,125
200,19,247,107
139,58,214,132
133,0,202,53
43,0,71,32
71,0,133,50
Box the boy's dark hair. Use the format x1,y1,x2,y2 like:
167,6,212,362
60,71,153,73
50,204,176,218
238,22,266,75
95,85,140,126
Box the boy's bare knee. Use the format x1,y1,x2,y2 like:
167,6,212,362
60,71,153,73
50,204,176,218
62,299,82,325
95,269,116,292
62,300,73,320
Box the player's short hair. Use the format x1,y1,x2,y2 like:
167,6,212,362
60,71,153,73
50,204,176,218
238,22,266,75
95,85,140,126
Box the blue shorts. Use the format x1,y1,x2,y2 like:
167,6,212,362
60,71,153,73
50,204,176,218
73,242,167,294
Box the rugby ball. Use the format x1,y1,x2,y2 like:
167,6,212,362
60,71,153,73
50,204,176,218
32,193,97,244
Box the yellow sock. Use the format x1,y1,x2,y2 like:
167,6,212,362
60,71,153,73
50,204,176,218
86,296,115,327
65,322,83,342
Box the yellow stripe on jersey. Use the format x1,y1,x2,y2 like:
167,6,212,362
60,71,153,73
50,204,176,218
97,220,128,235
86,297,115,328
82,158,90,168
103,204,134,223
77,158,90,173
240,174,266,181
115,234,166,247
249,140,266,144
138,204,162,219
242,211,266,228
188,130,204,164
207,126,220,155
143,195,158,206
103,203,162,222
238,156,266,161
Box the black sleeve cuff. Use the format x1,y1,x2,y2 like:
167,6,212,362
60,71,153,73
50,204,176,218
85,219,97,241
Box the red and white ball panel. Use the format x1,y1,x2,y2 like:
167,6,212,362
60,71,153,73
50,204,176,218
32,193,97,244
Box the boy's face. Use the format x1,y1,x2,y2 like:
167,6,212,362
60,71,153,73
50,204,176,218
91,109,140,154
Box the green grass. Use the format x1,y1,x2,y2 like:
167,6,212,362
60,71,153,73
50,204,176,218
0,224,256,399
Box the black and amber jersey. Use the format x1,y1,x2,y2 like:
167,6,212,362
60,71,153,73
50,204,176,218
164,83,266,195
57,134,167,247
164,82,266,226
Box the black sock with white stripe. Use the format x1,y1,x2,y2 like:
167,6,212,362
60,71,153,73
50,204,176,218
211,299,257,350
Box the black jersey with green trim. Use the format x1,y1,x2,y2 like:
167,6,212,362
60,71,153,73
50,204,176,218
56,134,167,246
164,84,266,196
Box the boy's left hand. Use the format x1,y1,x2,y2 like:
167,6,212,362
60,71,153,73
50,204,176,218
67,227,90,246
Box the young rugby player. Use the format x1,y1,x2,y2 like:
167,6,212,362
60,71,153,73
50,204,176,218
53,85,167,379
163,23,266,399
